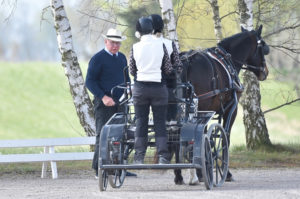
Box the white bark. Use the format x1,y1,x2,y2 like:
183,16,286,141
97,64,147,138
50,0,95,136
238,0,271,149
208,0,223,41
239,0,254,30
159,0,179,49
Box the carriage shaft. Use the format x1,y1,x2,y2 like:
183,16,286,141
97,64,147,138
100,163,202,170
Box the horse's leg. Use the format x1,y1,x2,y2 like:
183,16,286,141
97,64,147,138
173,143,184,185
188,169,199,185
187,149,199,185
196,168,203,182
223,107,238,182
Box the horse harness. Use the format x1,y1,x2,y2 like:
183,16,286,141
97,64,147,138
180,47,244,102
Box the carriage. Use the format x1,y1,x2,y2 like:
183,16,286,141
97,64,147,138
97,25,270,192
97,79,229,191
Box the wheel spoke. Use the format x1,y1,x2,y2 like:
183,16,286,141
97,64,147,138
207,123,229,187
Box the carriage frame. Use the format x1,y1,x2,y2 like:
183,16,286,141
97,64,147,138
97,78,229,192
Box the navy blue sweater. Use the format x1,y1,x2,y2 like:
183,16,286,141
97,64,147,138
85,49,129,101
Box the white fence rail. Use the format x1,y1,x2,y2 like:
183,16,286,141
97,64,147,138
0,137,96,179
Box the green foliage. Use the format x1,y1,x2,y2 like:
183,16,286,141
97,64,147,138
92,0,161,54
117,1,161,54
174,0,239,50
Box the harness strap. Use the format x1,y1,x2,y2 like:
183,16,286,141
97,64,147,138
196,88,230,101
180,49,202,61
206,50,233,89
207,48,244,92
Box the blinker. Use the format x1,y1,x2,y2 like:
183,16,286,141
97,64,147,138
262,45,270,55
257,39,270,55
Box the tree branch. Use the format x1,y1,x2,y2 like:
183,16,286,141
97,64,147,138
263,98,300,114
2,0,18,22
269,44,300,54
220,11,239,21
264,23,300,39
271,46,300,64
76,9,129,27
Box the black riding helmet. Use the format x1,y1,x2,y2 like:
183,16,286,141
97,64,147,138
149,14,164,34
136,17,153,35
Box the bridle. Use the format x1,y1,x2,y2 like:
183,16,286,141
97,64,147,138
234,34,269,76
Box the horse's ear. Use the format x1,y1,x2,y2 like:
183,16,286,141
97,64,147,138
257,25,263,36
241,25,247,32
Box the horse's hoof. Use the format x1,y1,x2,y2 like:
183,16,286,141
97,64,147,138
175,179,184,185
188,178,199,185
174,177,184,185
226,171,235,182
226,176,235,182
225,176,235,182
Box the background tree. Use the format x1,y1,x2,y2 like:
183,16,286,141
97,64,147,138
159,0,179,47
50,0,95,136
238,0,271,149
206,0,223,42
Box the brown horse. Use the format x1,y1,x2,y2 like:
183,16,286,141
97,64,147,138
173,25,270,184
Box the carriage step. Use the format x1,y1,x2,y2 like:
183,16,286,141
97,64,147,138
100,163,202,170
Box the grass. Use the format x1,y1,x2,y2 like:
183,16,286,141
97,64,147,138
230,144,300,168
0,62,89,140
0,161,92,175
0,62,300,171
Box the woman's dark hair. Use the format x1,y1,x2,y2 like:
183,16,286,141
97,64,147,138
149,14,164,34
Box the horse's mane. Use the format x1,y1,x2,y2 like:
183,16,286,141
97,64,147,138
218,30,256,48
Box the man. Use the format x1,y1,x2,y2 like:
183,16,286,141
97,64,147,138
85,28,136,178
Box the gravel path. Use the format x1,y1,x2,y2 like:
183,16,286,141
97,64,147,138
1,168,300,199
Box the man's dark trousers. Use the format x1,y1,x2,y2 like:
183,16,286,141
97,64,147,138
92,97,122,171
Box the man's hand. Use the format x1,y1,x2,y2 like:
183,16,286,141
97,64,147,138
102,95,115,106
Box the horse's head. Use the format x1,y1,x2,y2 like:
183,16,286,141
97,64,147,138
241,25,270,81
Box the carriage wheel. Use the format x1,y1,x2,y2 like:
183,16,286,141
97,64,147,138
108,164,126,188
201,134,213,190
207,123,229,187
98,167,108,192
107,142,126,188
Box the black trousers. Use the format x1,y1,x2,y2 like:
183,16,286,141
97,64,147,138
92,97,123,171
132,82,169,160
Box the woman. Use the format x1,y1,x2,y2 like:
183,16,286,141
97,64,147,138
129,17,173,164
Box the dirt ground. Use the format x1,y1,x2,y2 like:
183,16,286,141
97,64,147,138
1,168,300,199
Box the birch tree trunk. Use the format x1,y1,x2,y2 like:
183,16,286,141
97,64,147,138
238,0,271,149
158,0,179,49
50,0,96,136
208,0,223,42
